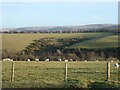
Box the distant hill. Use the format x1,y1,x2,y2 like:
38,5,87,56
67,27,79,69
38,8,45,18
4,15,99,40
1,24,118,33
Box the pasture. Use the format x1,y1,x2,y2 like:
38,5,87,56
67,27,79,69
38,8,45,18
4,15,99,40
70,35,118,49
2,32,113,52
2,32,119,88
2,61,120,88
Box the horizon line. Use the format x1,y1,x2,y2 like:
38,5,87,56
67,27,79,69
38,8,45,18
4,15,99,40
0,23,117,29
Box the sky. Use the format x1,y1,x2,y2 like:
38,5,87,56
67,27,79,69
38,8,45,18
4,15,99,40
0,0,119,2
0,2,118,28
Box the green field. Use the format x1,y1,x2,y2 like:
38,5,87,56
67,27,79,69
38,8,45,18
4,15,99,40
70,35,118,49
2,32,119,88
2,32,115,52
2,61,120,88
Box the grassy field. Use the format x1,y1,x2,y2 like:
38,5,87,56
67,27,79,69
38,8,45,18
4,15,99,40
2,32,113,52
2,61,120,88
70,35,118,49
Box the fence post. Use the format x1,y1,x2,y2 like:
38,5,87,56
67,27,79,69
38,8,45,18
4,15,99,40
11,62,14,81
65,60,68,81
107,62,110,81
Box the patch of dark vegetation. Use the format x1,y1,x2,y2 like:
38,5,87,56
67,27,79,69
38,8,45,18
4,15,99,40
88,81,120,89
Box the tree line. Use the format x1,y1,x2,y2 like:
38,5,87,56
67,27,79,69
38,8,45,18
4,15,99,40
1,28,118,34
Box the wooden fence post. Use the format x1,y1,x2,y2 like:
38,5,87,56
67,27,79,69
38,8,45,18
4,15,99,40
107,62,110,81
65,61,68,81
11,62,14,81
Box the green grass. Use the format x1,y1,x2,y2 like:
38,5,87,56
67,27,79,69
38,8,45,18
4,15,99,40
70,35,118,49
2,61,120,88
2,33,112,52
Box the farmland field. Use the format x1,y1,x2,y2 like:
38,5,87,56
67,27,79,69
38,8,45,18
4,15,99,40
2,32,119,88
2,61,120,88
2,32,115,52
70,35,118,49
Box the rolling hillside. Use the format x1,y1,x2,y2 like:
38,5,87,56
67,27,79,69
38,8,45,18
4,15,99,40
1,24,118,33
69,34,118,49
2,33,107,52
2,32,118,52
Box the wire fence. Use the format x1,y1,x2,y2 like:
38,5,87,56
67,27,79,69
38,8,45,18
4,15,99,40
2,61,120,88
